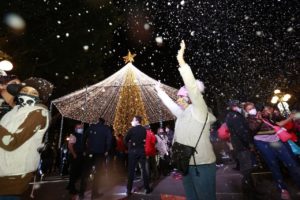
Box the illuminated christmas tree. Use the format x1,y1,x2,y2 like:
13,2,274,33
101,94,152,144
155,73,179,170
53,51,178,135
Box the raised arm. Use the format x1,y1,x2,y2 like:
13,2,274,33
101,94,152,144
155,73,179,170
177,40,208,120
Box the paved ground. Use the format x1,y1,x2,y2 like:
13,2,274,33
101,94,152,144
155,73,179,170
21,164,300,200
21,141,300,200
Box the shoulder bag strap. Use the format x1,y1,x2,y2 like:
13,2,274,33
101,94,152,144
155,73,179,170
192,112,209,176
194,112,209,149
262,119,275,128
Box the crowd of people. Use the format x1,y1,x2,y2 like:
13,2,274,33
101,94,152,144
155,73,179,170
64,115,175,199
0,40,299,200
218,100,300,200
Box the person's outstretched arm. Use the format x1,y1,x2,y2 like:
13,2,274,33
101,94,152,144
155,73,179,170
155,81,183,118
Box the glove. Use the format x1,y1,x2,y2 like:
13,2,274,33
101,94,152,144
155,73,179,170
177,40,186,66
154,80,163,92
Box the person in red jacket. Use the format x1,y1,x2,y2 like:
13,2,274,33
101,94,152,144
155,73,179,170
144,125,158,181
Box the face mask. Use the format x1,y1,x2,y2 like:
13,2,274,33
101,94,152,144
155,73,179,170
76,128,84,134
234,107,242,113
17,95,38,107
131,121,137,127
176,97,189,110
248,108,257,116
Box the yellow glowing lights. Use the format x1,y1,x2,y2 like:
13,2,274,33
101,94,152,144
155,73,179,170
271,90,291,104
123,51,136,64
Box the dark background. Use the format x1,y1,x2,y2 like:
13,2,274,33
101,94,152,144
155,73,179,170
0,0,299,137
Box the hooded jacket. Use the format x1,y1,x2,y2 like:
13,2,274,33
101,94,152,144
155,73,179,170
157,64,216,165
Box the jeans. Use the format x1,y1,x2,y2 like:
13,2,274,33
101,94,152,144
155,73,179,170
145,156,158,180
80,153,105,196
182,163,216,200
67,154,84,193
254,140,300,190
127,149,150,193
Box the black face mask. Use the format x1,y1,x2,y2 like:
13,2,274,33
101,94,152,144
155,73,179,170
7,84,22,96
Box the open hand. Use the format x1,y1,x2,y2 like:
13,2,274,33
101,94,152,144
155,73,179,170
154,80,163,92
177,40,186,66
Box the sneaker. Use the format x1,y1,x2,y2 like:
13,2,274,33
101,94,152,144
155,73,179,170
281,189,291,200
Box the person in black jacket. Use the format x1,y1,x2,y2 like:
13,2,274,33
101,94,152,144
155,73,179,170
124,115,151,196
66,123,86,195
80,118,112,199
225,100,256,199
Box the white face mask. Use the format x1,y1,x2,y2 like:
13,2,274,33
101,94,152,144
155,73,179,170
76,128,84,134
234,107,242,113
131,121,138,127
248,108,257,116
17,95,37,107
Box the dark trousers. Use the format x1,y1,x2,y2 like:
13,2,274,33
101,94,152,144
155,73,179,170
80,153,105,196
254,140,300,190
237,150,256,200
182,163,216,200
67,154,84,193
127,149,150,192
115,151,127,174
146,156,158,180
158,155,171,176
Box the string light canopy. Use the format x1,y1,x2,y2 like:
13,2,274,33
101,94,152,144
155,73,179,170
52,56,178,135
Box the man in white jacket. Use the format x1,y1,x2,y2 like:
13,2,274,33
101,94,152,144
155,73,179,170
155,41,217,200
0,77,53,199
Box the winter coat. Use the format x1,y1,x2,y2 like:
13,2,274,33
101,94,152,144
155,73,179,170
225,110,253,152
124,125,147,152
157,63,216,165
0,104,49,195
86,123,112,154
145,129,156,157
116,136,127,153
155,134,169,158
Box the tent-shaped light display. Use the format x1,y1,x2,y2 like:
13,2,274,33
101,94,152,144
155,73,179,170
52,52,178,135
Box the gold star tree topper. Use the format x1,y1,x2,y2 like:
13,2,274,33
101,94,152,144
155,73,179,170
123,50,136,64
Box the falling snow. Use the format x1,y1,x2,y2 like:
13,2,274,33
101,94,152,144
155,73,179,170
0,0,299,110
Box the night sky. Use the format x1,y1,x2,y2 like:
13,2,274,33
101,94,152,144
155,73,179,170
0,0,299,113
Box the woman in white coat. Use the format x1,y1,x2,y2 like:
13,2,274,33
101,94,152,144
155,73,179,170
155,41,217,200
